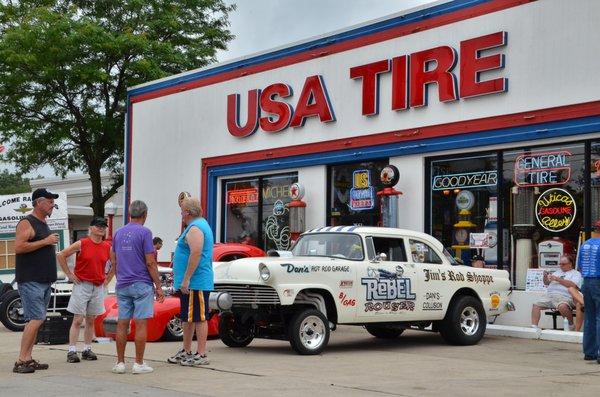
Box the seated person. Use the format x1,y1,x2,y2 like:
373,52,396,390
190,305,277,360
568,285,584,332
530,254,582,331
471,254,485,268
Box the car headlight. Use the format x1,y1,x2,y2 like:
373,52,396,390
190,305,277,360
259,263,271,281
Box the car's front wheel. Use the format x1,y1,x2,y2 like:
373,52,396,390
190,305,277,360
438,295,486,345
288,308,330,355
219,313,254,347
163,315,184,341
365,325,404,339
0,290,27,332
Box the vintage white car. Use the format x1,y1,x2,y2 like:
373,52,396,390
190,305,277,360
214,226,513,355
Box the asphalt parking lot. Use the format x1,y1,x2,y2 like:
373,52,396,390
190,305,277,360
0,325,599,397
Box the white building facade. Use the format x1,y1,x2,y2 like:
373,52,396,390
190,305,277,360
127,0,600,326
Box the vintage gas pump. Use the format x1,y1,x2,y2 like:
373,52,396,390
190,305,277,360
452,190,477,263
538,237,574,270
288,183,306,243
377,165,402,228
512,186,536,289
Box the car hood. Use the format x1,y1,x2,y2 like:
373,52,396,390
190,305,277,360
213,256,348,284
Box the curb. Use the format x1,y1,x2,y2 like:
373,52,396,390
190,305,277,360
486,324,583,344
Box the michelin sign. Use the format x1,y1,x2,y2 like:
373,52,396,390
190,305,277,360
0,192,68,233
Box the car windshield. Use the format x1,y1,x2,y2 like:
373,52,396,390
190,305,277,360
443,248,460,266
291,233,364,260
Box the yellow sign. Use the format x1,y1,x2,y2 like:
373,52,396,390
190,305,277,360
353,170,370,189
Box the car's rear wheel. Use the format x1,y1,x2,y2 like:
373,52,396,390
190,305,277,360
219,313,254,347
163,315,184,341
438,295,486,345
288,308,330,355
0,290,26,332
365,325,404,339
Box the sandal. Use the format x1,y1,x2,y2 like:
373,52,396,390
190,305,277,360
13,361,35,374
26,359,49,370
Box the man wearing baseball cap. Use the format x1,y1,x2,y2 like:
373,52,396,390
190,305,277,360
13,188,60,373
57,216,111,364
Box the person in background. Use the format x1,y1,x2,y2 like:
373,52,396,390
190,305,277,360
578,226,600,362
167,197,214,367
530,254,582,331
12,188,60,374
152,237,163,262
57,217,111,363
108,200,164,374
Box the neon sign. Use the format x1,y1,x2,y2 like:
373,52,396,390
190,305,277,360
514,151,571,187
350,169,375,211
432,170,497,190
227,188,258,205
535,188,576,232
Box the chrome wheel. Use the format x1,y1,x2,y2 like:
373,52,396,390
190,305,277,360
298,315,326,351
460,306,480,336
167,316,183,337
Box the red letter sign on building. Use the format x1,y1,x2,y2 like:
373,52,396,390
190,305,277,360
350,59,391,116
260,83,293,133
227,89,260,137
409,46,458,108
290,75,336,128
460,31,508,98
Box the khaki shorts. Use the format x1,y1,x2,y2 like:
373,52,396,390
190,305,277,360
534,293,575,310
67,281,105,316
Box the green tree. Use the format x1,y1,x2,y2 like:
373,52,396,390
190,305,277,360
0,0,235,215
0,169,31,195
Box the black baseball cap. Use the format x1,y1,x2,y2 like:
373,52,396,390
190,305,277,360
90,217,108,227
32,188,59,201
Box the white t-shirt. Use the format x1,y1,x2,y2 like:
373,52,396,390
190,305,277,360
546,269,583,298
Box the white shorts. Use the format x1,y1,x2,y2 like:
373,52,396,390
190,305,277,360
534,293,575,310
67,281,105,316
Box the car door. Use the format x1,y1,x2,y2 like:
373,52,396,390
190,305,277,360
406,238,447,321
355,235,417,321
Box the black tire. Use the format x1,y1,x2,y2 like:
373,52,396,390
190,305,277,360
0,290,27,332
219,313,254,348
288,308,330,355
438,295,486,345
163,316,184,341
365,325,404,339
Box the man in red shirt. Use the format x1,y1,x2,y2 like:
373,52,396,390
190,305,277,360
57,217,111,363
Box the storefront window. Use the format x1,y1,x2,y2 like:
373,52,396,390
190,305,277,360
329,160,388,227
223,173,297,251
502,143,584,287
592,142,600,228
429,154,498,266
0,239,16,270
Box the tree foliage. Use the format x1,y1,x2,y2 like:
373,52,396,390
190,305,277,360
0,0,235,215
0,169,32,195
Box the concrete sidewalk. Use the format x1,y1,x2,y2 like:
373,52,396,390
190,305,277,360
1,325,598,397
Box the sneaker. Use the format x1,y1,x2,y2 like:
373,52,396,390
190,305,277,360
81,349,98,361
112,362,126,374
584,355,597,361
67,351,81,363
26,359,48,370
132,362,154,374
13,361,35,374
180,352,209,367
167,349,187,364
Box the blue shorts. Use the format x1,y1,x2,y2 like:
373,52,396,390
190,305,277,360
18,282,52,321
179,290,211,322
116,282,154,320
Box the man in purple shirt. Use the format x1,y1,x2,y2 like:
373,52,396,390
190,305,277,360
107,200,164,374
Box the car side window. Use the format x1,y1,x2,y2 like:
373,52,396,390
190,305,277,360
370,237,407,262
409,239,443,264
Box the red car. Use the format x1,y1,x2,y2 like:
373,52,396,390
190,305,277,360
95,243,265,342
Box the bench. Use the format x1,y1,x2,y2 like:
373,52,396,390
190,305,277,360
545,310,576,330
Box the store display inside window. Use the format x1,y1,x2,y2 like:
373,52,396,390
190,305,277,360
592,142,600,237
429,154,498,267
503,144,584,289
329,160,388,227
223,173,297,252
